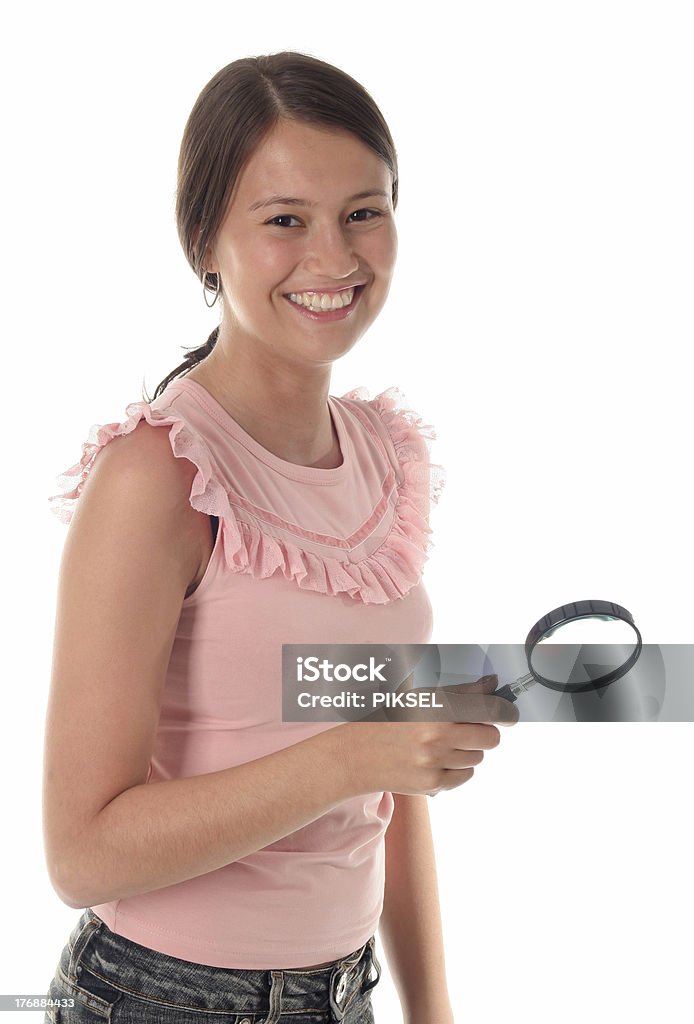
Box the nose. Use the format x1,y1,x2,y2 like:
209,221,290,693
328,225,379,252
304,223,359,279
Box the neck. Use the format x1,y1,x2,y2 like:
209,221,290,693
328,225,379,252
184,332,342,469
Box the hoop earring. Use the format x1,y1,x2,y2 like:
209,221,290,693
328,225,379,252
202,270,221,308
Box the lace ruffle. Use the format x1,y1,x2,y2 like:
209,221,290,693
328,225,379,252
342,386,446,513
49,387,446,604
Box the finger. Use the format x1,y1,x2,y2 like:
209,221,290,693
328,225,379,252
443,691,519,726
443,749,485,769
457,674,499,695
449,723,500,750
384,690,518,725
372,672,520,725
438,681,520,725
404,686,516,723
436,766,476,792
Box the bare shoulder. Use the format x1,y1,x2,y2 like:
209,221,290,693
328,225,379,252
65,418,212,595
83,418,199,503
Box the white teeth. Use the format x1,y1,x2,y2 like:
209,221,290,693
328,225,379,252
288,288,356,311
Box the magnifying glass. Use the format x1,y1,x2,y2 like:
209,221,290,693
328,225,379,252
493,599,643,702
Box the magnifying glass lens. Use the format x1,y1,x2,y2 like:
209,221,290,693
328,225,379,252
538,617,637,645
530,616,641,690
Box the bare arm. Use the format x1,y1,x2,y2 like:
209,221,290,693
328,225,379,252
379,794,455,1024
53,725,353,909
42,422,354,909
43,421,515,910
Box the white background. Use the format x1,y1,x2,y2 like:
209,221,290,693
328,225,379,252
2,1,692,1021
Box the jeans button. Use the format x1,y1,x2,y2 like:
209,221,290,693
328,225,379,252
335,972,348,1003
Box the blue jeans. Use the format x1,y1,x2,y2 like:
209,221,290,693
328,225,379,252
45,908,382,1023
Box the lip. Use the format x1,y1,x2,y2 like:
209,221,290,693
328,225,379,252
286,282,367,294
283,284,365,322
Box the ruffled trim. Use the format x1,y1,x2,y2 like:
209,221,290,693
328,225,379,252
323,385,447,603
341,386,446,512
48,401,235,529
48,387,446,605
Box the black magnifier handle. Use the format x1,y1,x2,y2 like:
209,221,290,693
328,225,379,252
493,673,536,703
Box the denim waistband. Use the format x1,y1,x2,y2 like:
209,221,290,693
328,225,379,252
53,908,381,1022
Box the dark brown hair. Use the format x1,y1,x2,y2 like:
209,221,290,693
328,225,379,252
146,51,398,401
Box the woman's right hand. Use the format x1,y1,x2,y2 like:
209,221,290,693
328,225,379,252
337,674,518,797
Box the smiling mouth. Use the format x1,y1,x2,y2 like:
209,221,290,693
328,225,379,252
286,287,358,312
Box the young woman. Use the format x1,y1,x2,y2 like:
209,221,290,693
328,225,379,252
43,52,514,1024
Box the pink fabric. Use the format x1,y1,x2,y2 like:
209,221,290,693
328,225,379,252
49,377,445,969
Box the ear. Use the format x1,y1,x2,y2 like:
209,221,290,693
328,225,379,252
192,225,218,274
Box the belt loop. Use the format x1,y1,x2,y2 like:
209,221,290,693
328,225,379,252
361,936,382,993
67,911,102,983
329,969,346,1022
263,971,284,1024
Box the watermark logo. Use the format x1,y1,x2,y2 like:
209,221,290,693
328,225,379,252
281,644,680,722
295,656,388,683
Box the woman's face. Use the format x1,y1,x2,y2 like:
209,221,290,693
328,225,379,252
206,118,398,369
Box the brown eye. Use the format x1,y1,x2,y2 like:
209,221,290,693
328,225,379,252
266,215,301,227
347,208,382,223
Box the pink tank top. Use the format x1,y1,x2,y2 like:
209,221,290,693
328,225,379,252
50,377,445,969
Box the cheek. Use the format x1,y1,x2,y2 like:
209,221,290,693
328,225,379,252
239,245,286,282
369,225,398,280
221,234,300,290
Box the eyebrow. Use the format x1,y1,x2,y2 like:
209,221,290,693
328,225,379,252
248,189,389,212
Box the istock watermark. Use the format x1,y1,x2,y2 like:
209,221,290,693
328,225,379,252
296,656,389,683
281,644,694,722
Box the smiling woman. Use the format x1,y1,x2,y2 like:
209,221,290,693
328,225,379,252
188,117,398,419
41,51,494,1024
